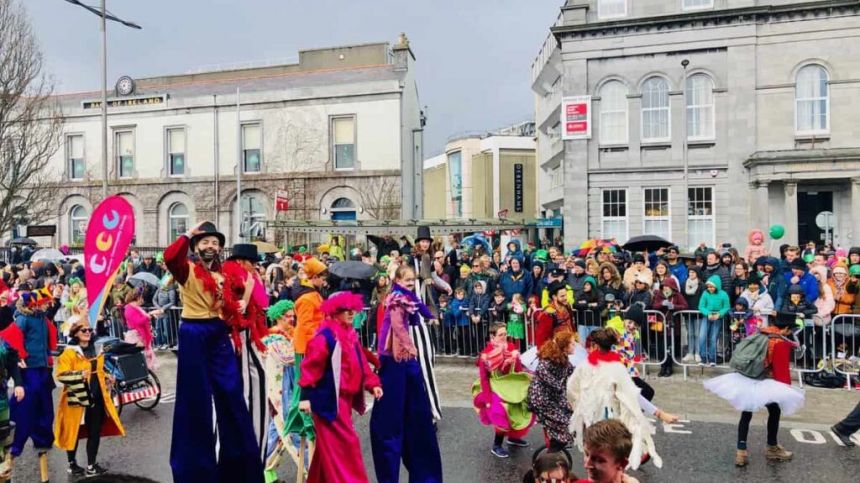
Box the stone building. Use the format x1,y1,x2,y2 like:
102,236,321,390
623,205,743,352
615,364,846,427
47,35,423,247
532,0,860,250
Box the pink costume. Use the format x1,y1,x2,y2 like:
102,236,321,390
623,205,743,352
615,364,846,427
299,314,380,483
123,303,157,370
744,229,769,264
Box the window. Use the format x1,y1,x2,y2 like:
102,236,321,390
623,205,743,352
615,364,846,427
598,0,627,19
683,0,713,9
643,188,670,239
686,74,715,140
167,128,186,176
641,77,670,142
239,192,267,239
601,189,628,242
795,64,829,134
168,203,189,241
115,131,134,178
241,123,262,173
550,165,564,189
687,187,714,249
448,151,463,217
599,81,628,144
332,116,356,170
67,135,85,180
70,205,88,245
330,197,357,221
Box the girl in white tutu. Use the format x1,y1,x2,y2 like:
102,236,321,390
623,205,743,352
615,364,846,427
704,311,804,467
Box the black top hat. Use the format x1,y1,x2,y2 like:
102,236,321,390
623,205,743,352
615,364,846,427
190,221,226,248
625,303,647,326
228,243,259,262
773,311,797,329
416,226,432,242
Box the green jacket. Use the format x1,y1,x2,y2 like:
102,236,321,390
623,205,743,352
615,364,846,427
698,275,730,318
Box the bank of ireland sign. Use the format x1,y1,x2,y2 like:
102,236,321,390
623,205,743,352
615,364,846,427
561,96,591,140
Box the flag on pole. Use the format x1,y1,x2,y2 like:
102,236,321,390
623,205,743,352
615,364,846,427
85,196,136,324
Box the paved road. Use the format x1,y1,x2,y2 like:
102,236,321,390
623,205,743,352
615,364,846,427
8,355,860,482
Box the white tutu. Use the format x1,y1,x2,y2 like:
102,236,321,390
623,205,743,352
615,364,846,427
703,373,805,416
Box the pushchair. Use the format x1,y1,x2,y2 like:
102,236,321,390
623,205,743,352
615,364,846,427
97,337,161,416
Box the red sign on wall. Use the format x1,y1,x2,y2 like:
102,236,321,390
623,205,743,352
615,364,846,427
275,190,290,212
561,96,591,140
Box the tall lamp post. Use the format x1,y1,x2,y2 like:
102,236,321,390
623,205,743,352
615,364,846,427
62,1,141,199
681,59,690,249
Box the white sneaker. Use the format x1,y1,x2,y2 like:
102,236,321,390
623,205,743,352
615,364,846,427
709,362,716,367
682,353,693,363
695,354,702,363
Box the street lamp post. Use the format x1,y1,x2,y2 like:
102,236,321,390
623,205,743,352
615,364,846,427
681,59,690,249
62,1,141,199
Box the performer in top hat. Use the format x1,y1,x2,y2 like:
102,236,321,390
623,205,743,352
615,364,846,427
164,221,263,483
222,243,271,463
407,225,443,422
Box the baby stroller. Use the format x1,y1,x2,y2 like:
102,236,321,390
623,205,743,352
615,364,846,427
97,337,161,416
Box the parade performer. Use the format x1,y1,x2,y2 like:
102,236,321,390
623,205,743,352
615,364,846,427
1,284,58,483
262,300,298,483
222,243,271,462
567,328,662,470
527,330,576,453
285,257,328,447
407,225,444,422
370,265,443,482
0,327,23,481
164,221,263,482
298,291,383,483
704,311,803,467
472,322,535,459
123,289,158,370
55,320,124,477
534,281,577,349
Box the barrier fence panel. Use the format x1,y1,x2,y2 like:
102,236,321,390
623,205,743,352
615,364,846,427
792,317,828,388
637,310,669,373
830,314,860,389
671,310,734,379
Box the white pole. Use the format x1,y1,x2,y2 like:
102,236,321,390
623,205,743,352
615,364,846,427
682,60,689,250
236,87,242,245
101,0,108,199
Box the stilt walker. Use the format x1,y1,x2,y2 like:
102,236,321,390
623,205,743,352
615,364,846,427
370,265,443,483
1,285,58,483
165,221,263,483
408,225,443,422
222,244,271,463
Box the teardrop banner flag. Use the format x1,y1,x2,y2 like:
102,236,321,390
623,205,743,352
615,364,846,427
85,195,136,324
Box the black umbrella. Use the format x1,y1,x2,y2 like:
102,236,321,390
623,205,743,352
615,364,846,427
329,261,377,281
622,235,673,253
7,237,37,246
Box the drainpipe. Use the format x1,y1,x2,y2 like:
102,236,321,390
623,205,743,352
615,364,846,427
213,95,220,225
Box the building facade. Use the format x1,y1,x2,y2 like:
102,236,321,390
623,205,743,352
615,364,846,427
533,0,860,250
46,35,424,247
423,123,537,222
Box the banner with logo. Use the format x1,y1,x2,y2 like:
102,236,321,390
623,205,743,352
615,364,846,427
85,195,136,323
561,95,591,140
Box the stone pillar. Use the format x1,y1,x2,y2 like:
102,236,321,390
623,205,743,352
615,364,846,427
756,181,770,229
851,178,860,245
783,181,798,246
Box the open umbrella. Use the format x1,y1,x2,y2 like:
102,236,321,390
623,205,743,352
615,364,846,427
252,241,280,254
128,271,161,288
30,248,64,263
328,261,377,281
622,235,673,253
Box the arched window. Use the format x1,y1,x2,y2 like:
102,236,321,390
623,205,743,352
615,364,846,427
599,81,628,144
795,64,829,134
239,192,267,239
168,203,189,241
686,74,715,140
70,205,88,245
641,77,670,142
330,197,356,221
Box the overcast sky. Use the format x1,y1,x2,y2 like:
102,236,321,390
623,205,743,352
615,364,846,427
26,0,561,155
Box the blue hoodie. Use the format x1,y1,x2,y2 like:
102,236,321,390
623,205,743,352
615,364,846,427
783,268,819,304
504,239,524,264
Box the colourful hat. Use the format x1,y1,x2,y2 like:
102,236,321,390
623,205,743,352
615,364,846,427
267,300,295,321
850,264,860,277
303,257,328,278
155,252,164,264
460,265,471,275
320,291,364,316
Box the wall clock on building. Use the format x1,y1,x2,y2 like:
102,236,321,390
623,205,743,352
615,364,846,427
115,76,135,97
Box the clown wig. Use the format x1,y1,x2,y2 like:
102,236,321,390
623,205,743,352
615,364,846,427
266,299,295,322
320,291,364,316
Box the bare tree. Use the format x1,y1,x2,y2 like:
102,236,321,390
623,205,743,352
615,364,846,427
0,0,63,239
270,110,326,172
358,176,401,220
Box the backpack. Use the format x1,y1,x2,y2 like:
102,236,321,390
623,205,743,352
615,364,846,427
729,333,771,379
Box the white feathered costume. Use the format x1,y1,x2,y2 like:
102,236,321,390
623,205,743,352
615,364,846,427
566,352,662,469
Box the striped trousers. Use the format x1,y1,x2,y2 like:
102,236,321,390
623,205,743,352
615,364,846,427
239,329,270,464
409,321,442,421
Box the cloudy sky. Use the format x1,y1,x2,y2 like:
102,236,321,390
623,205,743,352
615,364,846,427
26,0,561,155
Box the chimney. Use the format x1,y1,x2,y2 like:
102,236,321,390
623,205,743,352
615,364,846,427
392,32,414,72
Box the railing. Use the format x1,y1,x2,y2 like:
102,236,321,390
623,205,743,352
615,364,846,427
830,314,860,389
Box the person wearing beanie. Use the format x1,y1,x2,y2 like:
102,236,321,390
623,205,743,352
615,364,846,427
622,254,653,292
298,292,382,483
785,257,819,304
262,300,297,483
738,274,775,327
704,312,803,467
829,263,856,315
568,258,589,298
163,221,263,482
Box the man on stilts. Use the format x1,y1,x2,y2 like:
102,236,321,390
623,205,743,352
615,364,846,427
165,221,263,483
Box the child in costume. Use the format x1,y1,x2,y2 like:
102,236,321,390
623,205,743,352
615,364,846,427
123,289,158,370
298,292,382,483
473,322,534,459
729,298,760,343
606,306,650,401
370,265,443,483
704,311,804,467
527,330,576,453
507,293,526,350
262,300,298,483
744,229,769,266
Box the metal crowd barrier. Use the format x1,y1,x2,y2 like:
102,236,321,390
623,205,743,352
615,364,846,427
830,314,860,389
